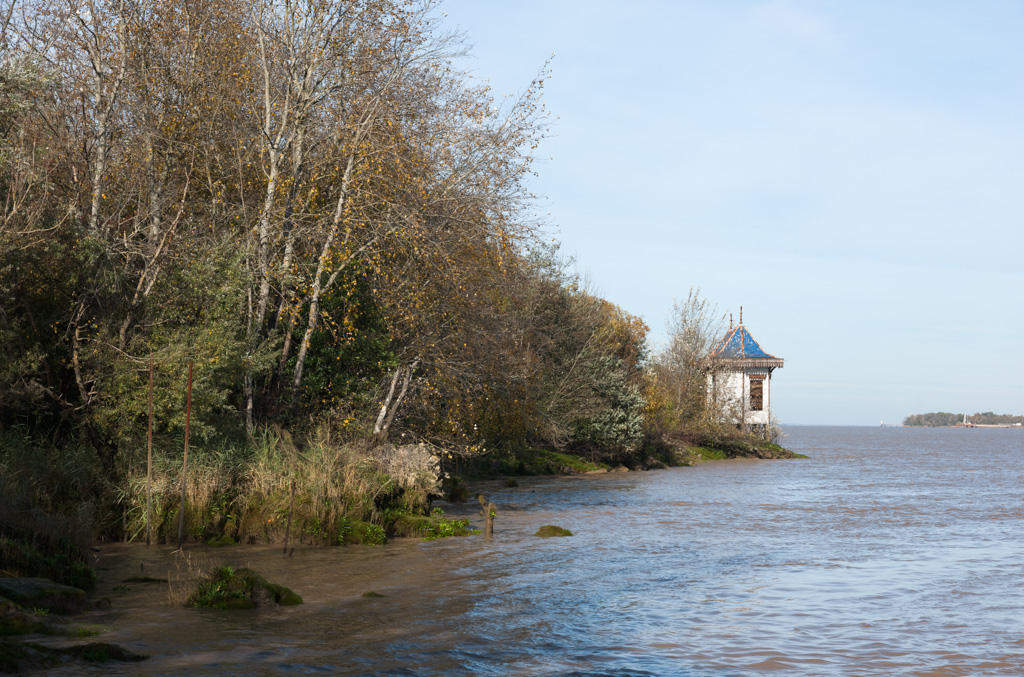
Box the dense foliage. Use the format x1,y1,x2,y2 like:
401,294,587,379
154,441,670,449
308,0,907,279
0,0,776,549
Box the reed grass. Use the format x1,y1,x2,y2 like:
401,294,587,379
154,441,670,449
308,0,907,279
116,426,439,547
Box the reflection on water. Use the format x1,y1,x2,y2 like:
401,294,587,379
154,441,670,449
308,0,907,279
47,426,1024,675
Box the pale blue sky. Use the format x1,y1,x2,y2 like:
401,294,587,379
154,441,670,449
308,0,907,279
440,0,1024,425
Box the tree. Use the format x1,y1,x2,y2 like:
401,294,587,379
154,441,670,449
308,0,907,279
648,288,726,442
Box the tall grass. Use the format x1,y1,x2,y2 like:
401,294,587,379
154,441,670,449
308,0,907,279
0,428,100,588
117,426,440,546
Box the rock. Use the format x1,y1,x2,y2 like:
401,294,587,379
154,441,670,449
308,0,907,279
0,596,107,638
186,566,303,610
0,599,49,636
609,465,630,473
63,642,147,663
0,640,146,672
584,469,608,474
0,579,88,615
361,591,385,598
642,457,668,470
534,525,573,538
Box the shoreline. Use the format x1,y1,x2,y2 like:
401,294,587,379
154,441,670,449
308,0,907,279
0,446,804,672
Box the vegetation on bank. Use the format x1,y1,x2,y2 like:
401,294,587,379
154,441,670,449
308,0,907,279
903,412,1024,427
0,0,790,580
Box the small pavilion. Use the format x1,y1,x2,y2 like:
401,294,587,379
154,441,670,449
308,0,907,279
706,307,784,435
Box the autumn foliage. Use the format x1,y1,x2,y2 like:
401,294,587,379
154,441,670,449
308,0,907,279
1,0,656,471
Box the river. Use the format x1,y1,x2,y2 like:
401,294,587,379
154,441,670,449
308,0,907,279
57,426,1024,675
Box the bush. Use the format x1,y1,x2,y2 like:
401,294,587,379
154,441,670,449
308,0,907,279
186,566,302,609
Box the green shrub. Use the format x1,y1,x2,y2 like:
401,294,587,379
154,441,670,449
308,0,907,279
186,566,302,609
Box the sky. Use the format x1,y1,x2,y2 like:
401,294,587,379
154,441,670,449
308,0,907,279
438,0,1024,425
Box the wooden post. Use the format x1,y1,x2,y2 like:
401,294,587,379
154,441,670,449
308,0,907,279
485,503,495,537
176,360,193,550
478,495,495,537
146,354,153,546
283,479,295,554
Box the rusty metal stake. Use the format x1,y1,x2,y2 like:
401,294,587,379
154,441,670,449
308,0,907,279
176,360,193,550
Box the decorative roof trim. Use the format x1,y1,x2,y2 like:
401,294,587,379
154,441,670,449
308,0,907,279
711,357,784,369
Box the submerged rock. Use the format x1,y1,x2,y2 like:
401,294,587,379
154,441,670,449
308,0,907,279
0,594,107,638
0,639,146,672
0,596,48,636
534,525,573,538
186,566,303,610
0,578,88,615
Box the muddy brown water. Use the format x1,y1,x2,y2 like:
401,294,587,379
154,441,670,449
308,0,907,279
38,426,1024,675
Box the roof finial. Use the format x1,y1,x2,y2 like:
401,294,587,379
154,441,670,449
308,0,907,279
729,313,733,330
739,306,743,325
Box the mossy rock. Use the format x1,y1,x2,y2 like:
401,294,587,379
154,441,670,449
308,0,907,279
0,608,48,637
504,479,519,488
534,525,573,538
0,595,105,638
0,639,145,672
361,591,385,598
204,534,237,547
62,623,108,638
186,566,303,610
66,642,147,663
0,578,88,615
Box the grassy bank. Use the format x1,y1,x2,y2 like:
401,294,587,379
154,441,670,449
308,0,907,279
443,430,799,485
0,420,797,594
0,426,444,568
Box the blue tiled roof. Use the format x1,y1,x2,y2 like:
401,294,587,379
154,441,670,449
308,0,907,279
710,325,779,360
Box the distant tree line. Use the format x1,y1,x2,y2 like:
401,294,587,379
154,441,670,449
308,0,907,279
903,412,1024,426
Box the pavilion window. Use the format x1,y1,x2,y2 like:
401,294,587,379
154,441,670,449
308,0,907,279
749,378,764,411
